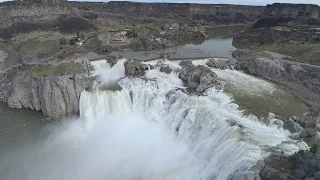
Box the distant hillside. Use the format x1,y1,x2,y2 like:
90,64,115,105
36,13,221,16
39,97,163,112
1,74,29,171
234,3,320,45
0,1,264,39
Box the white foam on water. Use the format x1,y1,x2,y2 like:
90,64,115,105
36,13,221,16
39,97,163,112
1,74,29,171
0,59,309,180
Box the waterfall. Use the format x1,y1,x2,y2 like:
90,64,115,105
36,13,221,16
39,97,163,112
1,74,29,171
75,59,308,180
0,58,309,180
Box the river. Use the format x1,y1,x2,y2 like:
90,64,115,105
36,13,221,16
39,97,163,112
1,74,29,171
0,25,311,180
109,25,247,60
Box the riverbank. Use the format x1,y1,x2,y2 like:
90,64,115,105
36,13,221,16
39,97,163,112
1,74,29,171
232,49,320,113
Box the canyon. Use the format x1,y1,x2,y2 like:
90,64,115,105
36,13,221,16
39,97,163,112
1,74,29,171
0,1,320,180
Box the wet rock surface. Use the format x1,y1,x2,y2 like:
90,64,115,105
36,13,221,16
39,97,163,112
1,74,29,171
159,65,172,74
0,61,89,120
291,113,319,138
257,150,320,180
7,74,88,120
179,60,220,93
239,58,284,80
206,58,237,70
106,55,118,68
124,60,148,77
234,50,320,112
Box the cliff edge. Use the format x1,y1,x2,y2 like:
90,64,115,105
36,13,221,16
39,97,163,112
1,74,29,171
0,60,89,120
234,3,320,46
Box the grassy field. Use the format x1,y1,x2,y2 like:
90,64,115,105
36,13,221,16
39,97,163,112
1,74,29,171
18,38,60,59
136,27,150,36
25,62,85,77
146,24,162,31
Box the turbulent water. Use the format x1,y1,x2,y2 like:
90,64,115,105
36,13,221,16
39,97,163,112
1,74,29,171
0,59,309,180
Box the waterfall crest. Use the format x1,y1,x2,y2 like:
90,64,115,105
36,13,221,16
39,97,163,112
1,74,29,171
75,59,308,180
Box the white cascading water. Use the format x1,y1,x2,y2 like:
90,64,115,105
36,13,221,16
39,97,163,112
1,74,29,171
0,58,309,180
79,59,308,180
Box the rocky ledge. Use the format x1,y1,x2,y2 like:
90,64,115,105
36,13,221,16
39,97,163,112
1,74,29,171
179,60,220,93
123,59,219,93
290,113,320,138
233,3,320,46
124,59,150,77
0,60,89,120
8,74,88,120
232,49,320,112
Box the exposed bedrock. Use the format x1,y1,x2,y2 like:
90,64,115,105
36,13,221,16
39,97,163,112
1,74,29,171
179,60,220,93
106,55,118,68
0,1,264,38
159,65,173,74
239,57,284,80
252,144,320,180
291,113,320,138
233,3,320,46
234,51,320,112
7,74,88,120
0,61,89,120
69,1,264,25
124,59,149,77
206,58,237,70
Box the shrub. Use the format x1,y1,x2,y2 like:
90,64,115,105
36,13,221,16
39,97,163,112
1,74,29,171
310,143,318,154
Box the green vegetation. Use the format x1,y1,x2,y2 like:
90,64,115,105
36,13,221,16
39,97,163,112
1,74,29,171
136,27,150,35
18,38,60,58
310,143,318,154
146,24,162,31
290,150,305,168
26,62,84,77
135,24,162,36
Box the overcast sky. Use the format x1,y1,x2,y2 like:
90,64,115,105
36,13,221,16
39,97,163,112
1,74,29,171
0,0,319,6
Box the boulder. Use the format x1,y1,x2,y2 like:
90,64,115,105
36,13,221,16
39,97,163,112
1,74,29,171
287,64,306,77
0,51,8,63
241,58,284,80
207,58,227,69
0,82,11,102
230,171,255,180
232,49,250,58
207,58,237,70
293,113,319,138
160,65,172,74
260,165,291,180
171,23,180,31
106,55,118,67
206,58,236,69
124,60,148,76
179,60,220,93
313,171,320,180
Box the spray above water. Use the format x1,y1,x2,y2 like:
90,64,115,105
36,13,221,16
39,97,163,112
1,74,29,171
0,59,309,180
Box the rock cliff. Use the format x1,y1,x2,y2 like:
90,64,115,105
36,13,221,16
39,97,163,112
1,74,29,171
233,3,320,46
234,50,320,112
0,1,263,39
89,1,264,25
1,61,89,120
7,74,87,119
